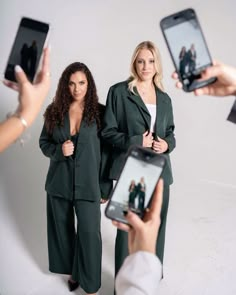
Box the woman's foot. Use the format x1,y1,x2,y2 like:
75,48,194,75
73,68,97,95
68,278,79,292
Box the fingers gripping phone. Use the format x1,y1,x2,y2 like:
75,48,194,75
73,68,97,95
105,146,166,224
160,8,216,92
4,17,49,83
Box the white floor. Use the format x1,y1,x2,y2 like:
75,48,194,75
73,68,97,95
1,177,236,295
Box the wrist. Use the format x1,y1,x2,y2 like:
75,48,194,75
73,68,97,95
13,112,28,129
131,242,156,255
20,110,35,126
135,246,156,254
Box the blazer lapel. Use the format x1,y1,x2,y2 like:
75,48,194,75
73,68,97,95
155,88,167,135
53,113,71,142
74,120,89,159
61,113,71,140
77,120,89,142
127,88,151,130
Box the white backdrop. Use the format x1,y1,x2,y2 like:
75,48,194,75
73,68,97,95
0,0,236,294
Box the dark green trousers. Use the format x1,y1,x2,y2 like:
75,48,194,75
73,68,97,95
47,195,102,293
115,185,170,276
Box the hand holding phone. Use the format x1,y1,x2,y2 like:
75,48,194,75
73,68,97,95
112,179,163,254
4,17,49,83
105,146,166,224
1,47,50,153
160,8,216,92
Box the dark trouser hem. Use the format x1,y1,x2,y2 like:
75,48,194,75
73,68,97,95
80,284,100,294
49,268,71,275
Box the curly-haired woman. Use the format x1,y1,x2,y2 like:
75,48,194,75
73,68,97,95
39,62,109,295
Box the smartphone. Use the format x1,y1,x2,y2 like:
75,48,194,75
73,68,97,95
227,99,236,124
4,17,49,83
105,146,166,224
160,8,216,92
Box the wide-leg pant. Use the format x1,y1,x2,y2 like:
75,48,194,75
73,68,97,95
115,185,170,276
47,195,102,293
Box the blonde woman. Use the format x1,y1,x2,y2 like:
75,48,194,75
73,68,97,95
102,41,176,281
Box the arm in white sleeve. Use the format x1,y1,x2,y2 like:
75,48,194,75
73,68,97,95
115,251,162,295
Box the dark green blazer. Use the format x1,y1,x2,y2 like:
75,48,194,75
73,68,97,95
101,81,176,185
39,112,112,201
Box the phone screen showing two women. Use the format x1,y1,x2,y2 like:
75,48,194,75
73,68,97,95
161,9,216,91
105,153,164,224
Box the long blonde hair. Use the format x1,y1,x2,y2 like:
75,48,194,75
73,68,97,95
128,41,164,93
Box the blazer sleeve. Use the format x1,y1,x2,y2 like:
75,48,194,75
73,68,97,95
163,97,176,154
101,87,143,151
99,139,113,199
39,124,66,162
115,251,162,295
97,104,113,199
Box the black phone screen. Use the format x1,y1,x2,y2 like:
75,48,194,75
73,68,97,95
105,148,165,224
161,9,216,91
4,17,49,82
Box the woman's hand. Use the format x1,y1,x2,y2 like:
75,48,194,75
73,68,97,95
172,60,236,97
62,140,74,156
100,198,108,204
112,179,163,254
142,131,153,148
152,136,168,153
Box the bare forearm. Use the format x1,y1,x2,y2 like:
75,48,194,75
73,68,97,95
0,116,26,152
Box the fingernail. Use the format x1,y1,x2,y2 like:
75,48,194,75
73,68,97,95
15,65,22,73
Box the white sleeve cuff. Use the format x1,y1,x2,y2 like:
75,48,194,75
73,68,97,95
115,251,162,295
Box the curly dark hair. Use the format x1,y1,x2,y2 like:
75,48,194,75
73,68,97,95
44,62,100,134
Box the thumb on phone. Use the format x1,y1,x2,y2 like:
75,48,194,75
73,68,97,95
125,210,143,231
15,65,29,85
